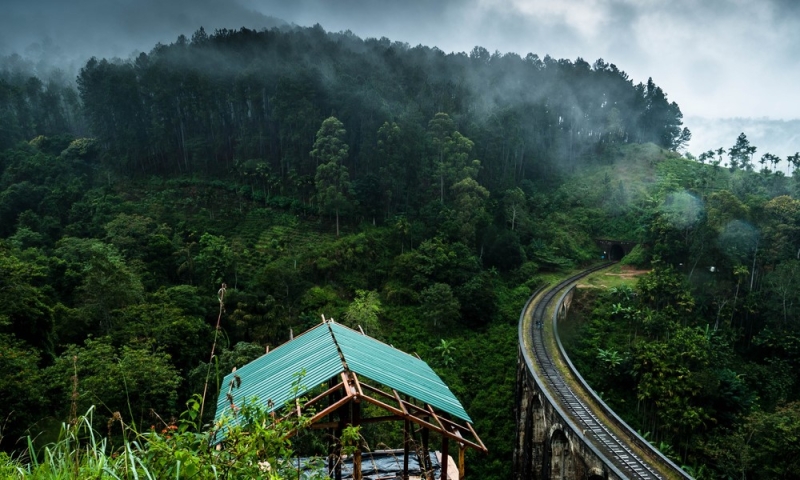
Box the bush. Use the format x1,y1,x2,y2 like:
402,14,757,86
620,244,648,267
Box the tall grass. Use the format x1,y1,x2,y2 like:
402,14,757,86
1,407,156,479
1,396,330,479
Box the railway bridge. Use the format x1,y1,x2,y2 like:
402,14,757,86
514,264,693,479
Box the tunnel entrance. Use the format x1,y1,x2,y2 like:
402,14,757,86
596,239,636,262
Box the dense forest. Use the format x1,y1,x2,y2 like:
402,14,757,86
1,24,799,479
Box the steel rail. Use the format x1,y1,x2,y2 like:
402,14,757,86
522,264,673,479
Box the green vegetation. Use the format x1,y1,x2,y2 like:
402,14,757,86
0,398,331,479
0,23,798,479
564,156,800,476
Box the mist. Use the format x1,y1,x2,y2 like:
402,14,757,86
1,0,285,80
685,116,800,172
2,0,798,159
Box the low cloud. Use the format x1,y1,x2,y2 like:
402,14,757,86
2,0,798,157
686,117,800,171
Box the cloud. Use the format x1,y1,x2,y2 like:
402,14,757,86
662,191,704,230
2,0,283,64
685,116,800,171
1,0,797,157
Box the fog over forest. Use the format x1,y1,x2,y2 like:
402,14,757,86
3,4,800,478
1,0,798,162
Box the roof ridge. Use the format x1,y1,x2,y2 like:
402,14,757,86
326,319,350,372
328,321,421,361
274,321,328,353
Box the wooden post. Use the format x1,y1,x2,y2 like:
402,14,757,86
422,427,431,480
334,422,343,480
335,395,347,480
441,432,450,480
353,401,362,480
328,377,337,478
458,445,466,480
403,419,410,480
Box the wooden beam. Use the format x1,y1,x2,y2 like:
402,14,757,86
356,383,486,452
341,371,355,397
393,389,408,415
272,381,345,425
466,422,487,453
437,414,469,433
360,382,395,399
360,384,431,419
358,415,403,424
303,381,344,407
357,394,485,452
306,393,353,425
426,404,446,431
454,429,466,449
308,414,404,429
311,421,339,430
350,371,365,398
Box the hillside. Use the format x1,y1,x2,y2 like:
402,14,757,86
1,24,799,479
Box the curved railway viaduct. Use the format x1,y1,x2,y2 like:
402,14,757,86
514,264,694,480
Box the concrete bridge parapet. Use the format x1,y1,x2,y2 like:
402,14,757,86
514,287,625,480
515,354,622,480
515,276,694,480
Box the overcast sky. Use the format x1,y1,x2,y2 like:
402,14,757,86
2,0,798,158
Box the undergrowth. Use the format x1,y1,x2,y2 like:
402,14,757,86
1,396,331,480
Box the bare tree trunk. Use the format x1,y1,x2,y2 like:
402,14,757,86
750,238,759,292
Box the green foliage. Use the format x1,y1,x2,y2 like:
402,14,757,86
110,302,212,372
339,425,363,457
77,241,145,332
0,396,328,480
632,325,712,434
434,339,457,368
0,247,54,352
636,264,695,314
343,290,382,336
502,187,528,232
392,237,480,290
194,233,233,290
300,285,342,317
450,177,490,247
704,402,800,479
2,24,800,479
597,347,623,372
619,243,648,266
484,230,526,272
0,334,47,448
313,117,353,236
419,283,460,329
455,270,498,327
104,213,176,286
59,138,99,161
46,337,181,430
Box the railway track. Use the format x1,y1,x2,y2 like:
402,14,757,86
523,264,667,479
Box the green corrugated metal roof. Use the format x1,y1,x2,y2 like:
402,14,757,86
215,321,471,425
330,323,471,422
215,323,343,422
